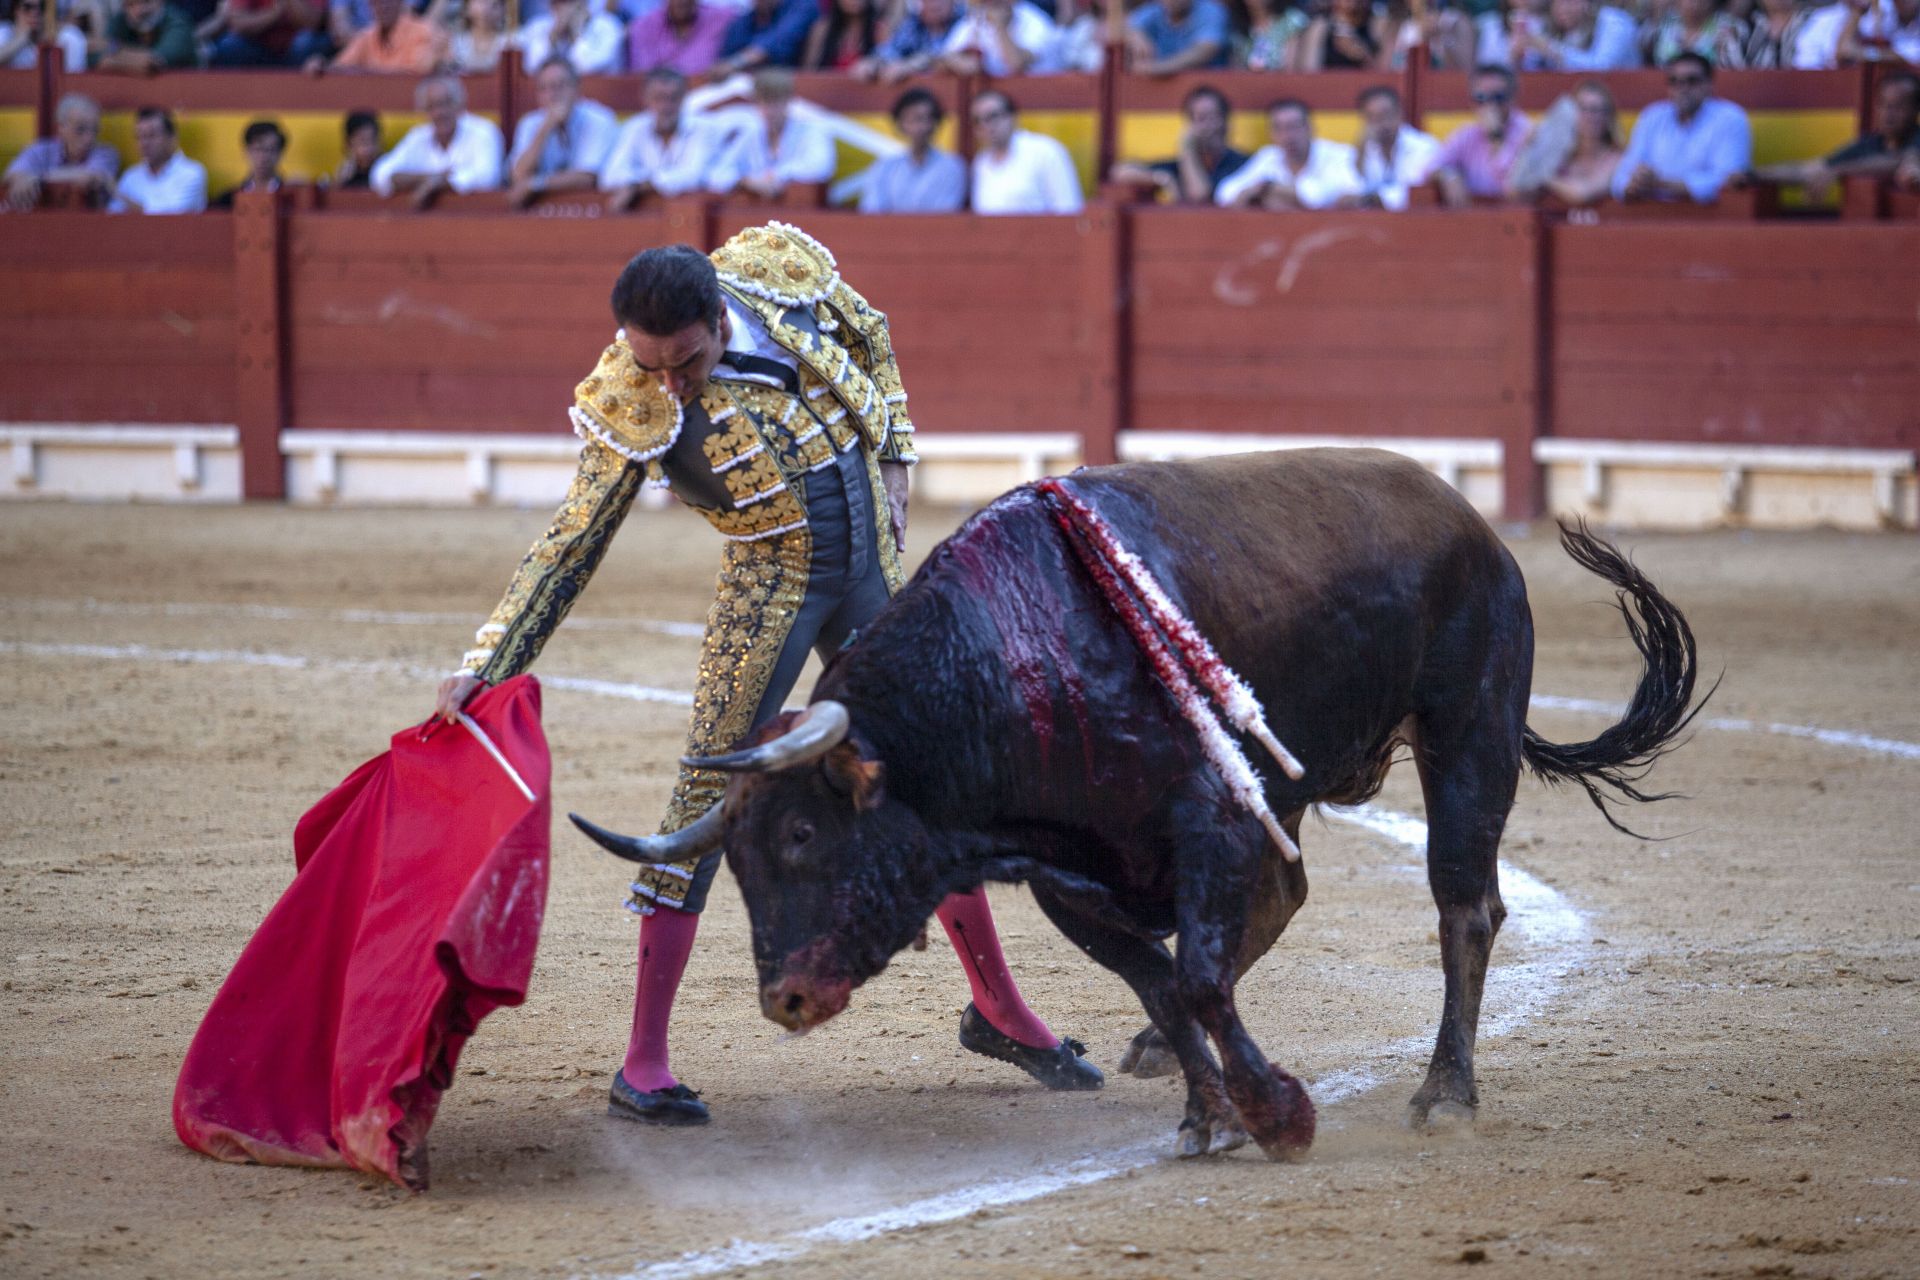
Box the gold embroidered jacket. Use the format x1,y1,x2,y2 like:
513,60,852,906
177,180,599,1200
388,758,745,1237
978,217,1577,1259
460,222,915,683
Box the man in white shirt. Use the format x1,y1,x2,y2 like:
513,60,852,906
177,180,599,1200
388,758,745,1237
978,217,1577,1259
519,0,626,73
1795,0,1920,67
115,108,208,215
969,89,1083,214
1214,98,1362,211
507,60,619,208
603,68,728,210
1344,85,1439,211
940,0,1059,74
372,74,506,208
710,67,836,199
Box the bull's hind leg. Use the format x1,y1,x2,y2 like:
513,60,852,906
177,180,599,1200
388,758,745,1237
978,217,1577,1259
1407,679,1525,1127
1121,812,1306,1080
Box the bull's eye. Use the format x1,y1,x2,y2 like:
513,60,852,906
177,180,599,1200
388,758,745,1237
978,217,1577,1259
790,820,815,848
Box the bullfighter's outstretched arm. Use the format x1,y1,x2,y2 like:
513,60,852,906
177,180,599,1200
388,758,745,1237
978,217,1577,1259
458,438,647,685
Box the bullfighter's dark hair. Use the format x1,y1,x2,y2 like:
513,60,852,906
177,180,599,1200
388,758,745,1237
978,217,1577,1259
1664,50,1713,79
243,119,286,148
1356,84,1401,111
1183,84,1230,119
891,86,943,124
611,245,724,338
1266,97,1311,118
136,106,176,136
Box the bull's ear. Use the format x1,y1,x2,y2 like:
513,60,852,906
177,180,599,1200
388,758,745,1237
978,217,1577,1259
822,740,886,812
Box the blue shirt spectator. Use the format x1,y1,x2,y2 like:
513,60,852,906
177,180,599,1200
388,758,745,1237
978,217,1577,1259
716,0,817,70
1128,0,1230,70
863,0,965,72
859,150,967,212
1612,56,1751,203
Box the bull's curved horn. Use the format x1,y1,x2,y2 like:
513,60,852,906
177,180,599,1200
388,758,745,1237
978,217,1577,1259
681,700,851,773
569,804,725,864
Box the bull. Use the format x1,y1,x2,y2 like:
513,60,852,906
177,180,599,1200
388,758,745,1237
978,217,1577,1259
573,449,1705,1160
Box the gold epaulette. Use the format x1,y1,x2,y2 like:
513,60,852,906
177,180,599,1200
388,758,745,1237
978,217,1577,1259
710,222,841,309
568,339,682,478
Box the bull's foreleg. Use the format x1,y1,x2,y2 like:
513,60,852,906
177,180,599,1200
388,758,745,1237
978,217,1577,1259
1026,885,1235,1158
1121,811,1307,1080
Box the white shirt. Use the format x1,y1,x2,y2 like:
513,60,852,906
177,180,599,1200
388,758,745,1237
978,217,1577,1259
710,113,836,192
971,129,1083,215
508,99,619,178
519,10,626,73
601,112,727,194
114,150,208,215
942,1,1060,74
0,21,85,70
1214,137,1362,210
1357,125,1440,211
716,301,799,381
1796,0,1920,67
371,114,505,196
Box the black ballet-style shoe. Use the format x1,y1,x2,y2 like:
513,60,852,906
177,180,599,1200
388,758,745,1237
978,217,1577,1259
608,1070,711,1126
957,1004,1106,1092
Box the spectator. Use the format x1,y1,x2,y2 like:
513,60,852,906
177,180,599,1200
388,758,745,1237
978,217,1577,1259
1474,0,1549,67
1895,146,1920,189
1344,84,1438,210
1215,97,1361,210
448,0,506,71
629,0,732,75
370,73,504,205
97,0,201,71
1733,0,1816,64
858,85,966,212
1427,64,1534,206
0,0,88,69
68,0,111,64
713,0,816,72
4,92,118,210
1833,0,1920,62
333,108,384,187
211,119,287,206
200,0,328,65
1052,0,1104,71
1752,70,1918,187
851,0,965,79
1126,0,1231,72
1612,51,1751,202
1108,83,1249,204
114,106,208,213
803,0,877,67
603,67,727,208
522,0,624,72
1244,0,1311,70
1510,0,1638,67
318,0,445,70
1377,0,1478,70
1296,0,1382,68
1508,79,1622,203
1639,0,1744,64
940,0,1060,75
507,59,617,206
323,0,369,53
710,66,836,199
969,88,1082,213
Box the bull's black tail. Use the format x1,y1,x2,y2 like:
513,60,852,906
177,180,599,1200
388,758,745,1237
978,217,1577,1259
1522,521,1711,837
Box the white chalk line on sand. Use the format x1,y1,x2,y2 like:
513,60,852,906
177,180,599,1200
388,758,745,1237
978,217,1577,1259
1530,694,1920,762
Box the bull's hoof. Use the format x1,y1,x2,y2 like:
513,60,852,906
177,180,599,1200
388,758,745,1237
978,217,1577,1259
1118,1025,1180,1079
1252,1068,1316,1162
1407,1096,1477,1132
1209,1119,1251,1154
1175,1121,1211,1158
958,1005,1105,1091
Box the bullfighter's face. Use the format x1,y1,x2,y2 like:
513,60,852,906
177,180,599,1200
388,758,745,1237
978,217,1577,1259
719,727,940,1033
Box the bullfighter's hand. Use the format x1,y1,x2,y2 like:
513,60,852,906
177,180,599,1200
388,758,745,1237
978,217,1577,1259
434,673,484,723
880,460,910,551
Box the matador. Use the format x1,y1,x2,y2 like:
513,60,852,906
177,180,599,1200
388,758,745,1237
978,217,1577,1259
433,224,1103,1124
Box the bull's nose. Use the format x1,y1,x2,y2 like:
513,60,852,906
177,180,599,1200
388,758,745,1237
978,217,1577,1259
760,979,812,1031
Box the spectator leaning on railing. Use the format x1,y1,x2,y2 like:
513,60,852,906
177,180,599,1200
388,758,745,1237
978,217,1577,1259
1638,0,1745,66
1797,0,1920,65
316,0,445,71
1751,69,1918,189
710,65,837,198
629,0,733,76
448,0,507,72
969,88,1083,213
1613,51,1751,202
940,0,1060,75
1427,63,1534,206
1345,84,1438,209
1126,0,1232,73
713,0,817,73
850,0,965,80
1735,0,1818,66
371,73,504,205
200,0,328,66
602,67,727,207
5,92,118,210
97,0,201,70
1214,97,1362,209
211,118,287,206
1511,0,1638,68
115,106,208,213
1108,83,1249,204
857,85,967,212
507,58,618,206
803,0,879,69
333,108,384,186
522,0,625,73
0,0,88,69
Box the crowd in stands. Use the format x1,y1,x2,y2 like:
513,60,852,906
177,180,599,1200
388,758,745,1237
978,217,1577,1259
0,0,1914,75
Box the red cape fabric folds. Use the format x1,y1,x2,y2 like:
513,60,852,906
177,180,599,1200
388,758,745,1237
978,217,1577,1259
174,676,551,1190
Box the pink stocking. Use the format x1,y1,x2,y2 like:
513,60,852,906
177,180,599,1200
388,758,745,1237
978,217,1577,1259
622,905,700,1092
935,887,1056,1048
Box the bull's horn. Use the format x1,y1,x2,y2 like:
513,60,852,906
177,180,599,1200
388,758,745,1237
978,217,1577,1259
681,700,851,773
569,804,725,864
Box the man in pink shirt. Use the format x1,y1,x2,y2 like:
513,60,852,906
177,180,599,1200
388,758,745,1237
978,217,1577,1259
1428,64,1535,206
628,0,731,75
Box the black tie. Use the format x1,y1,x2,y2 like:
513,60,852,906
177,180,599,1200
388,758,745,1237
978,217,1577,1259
719,351,801,394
